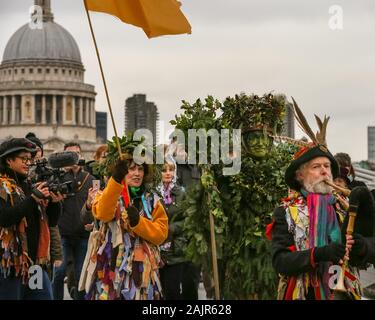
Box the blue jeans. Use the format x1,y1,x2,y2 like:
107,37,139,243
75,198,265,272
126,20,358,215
52,236,88,300
0,270,53,300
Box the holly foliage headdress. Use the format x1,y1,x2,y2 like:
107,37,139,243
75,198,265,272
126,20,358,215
220,92,286,135
93,132,154,183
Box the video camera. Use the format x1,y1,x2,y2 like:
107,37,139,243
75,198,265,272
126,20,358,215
31,151,84,196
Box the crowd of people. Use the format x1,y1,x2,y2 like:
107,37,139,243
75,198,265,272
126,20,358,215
1,99,375,300
0,132,201,300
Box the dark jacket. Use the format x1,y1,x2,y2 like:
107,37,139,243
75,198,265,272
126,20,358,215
349,180,367,190
80,204,94,225
361,237,375,265
0,171,61,264
176,164,200,190
160,185,188,265
58,168,94,239
271,205,375,277
271,206,315,276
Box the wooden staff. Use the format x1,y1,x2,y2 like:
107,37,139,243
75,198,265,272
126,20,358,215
324,179,354,293
210,208,220,300
207,193,221,300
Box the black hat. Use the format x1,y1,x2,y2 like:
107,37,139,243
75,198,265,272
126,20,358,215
0,138,37,159
285,145,339,190
275,97,339,191
25,132,43,154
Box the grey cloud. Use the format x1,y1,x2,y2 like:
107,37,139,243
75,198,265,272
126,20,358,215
0,0,374,161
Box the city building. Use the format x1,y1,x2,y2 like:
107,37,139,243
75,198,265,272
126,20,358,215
125,93,159,145
96,111,107,143
0,0,99,159
368,126,375,160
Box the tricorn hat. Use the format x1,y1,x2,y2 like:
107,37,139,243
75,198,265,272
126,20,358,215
278,98,339,190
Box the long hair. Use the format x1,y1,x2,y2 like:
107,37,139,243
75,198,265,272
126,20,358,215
93,145,108,161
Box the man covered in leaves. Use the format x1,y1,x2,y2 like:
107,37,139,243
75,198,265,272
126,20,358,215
171,93,295,299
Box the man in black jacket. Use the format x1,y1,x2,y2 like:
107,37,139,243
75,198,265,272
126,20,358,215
270,144,375,299
269,102,375,300
270,142,375,300
0,138,62,300
53,142,94,300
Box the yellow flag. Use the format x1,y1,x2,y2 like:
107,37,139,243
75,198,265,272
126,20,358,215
85,0,192,38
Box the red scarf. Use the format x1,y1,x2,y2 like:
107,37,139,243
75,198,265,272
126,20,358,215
36,204,51,265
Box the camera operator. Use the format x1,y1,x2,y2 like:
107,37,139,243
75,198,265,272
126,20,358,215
53,142,94,300
27,133,64,276
0,138,62,300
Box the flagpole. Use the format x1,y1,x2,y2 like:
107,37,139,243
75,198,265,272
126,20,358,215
83,0,123,158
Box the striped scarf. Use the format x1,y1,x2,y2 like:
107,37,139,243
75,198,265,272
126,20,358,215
301,189,342,299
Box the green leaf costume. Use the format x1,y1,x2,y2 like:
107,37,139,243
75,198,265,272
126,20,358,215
172,93,298,299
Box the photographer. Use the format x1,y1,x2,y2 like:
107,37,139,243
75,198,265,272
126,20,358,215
53,142,94,300
0,138,62,300
28,134,64,278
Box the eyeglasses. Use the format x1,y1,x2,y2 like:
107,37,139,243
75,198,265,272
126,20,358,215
16,156,33,164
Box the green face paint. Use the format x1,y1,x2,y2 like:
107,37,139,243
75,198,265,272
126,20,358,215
244,130,272,159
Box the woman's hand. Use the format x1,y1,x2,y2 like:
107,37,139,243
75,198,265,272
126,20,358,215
85,187,97,210
84,223,94,232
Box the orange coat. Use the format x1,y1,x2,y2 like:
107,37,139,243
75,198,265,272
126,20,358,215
92,177,168,246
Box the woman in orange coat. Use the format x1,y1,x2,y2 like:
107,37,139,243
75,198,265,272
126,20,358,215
82,157,168,300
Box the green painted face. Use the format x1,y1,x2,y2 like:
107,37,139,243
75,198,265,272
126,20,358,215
244,130,272,159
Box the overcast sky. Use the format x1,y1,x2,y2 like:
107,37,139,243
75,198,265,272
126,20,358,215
0,0,374,161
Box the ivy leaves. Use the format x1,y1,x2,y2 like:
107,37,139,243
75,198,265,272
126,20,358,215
171,92,296,299
221,93,286,133
94,132,148,178
171,96,221,133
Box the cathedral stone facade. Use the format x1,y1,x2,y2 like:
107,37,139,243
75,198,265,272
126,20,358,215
0,0,100,159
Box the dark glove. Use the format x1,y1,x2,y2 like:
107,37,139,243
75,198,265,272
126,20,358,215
314,243,346,264
351,233,368,257
111,159,128,183
127,205,140,227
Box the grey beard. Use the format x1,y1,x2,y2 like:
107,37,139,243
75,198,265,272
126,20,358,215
304,181,332,194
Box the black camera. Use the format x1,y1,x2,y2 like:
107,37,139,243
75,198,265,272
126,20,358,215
31,151,80,197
